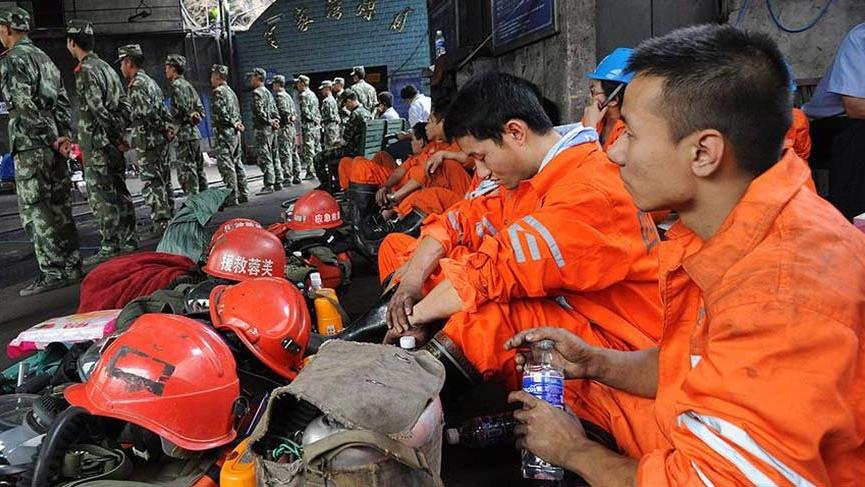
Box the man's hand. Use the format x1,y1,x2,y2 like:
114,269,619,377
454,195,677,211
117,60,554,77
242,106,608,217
375,186,390,206
387,277,424,333
235,122,245,133
425,151,445,175
52,136,72,157
191,112,203,125
582,98,608,130
271,120,280,130
289,115,296,124
505,327,602,380
116,140,131,153
166,128,177,141
509,391,589,468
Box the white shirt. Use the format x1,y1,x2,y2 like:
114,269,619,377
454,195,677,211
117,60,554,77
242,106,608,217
407,93,431,126
803,23,865,119
380,107,400,120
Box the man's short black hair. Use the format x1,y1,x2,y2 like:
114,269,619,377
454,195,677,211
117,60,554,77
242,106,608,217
444,72,554,144
377,91,394,108
67,32,94,52
127,54,145,69
412,122,429,145
628,24,791,176
400,84,418,100
431,96,452,119
600,80,625,106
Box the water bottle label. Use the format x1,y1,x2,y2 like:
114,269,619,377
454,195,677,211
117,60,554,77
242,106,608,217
522,372,564,408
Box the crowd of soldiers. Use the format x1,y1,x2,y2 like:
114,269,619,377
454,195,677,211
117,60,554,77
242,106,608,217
0,7,389,296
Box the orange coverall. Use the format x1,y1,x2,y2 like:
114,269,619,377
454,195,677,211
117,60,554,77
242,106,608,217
570,152,865,485
394,159,472,216
785,107,812,161
338,152,397,190
436,142,662,391
597,118,627,152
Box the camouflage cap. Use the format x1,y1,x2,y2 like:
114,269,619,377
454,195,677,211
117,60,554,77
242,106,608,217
250,67,266,79
165,54,186,69
0,7,30,31
318,80,332,90
273,75,286,85
117,44,143,63
340,88,358,101
297,75,310,85
211,64,229,76
333,77,345,85
350,66,365,77
66,19,94,36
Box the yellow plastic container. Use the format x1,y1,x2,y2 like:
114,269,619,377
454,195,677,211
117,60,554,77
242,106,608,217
314,288,344,336
220,438,256,487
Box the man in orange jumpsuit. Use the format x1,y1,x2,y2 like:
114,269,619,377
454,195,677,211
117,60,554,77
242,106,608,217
506,25,865,486
384,73,662,395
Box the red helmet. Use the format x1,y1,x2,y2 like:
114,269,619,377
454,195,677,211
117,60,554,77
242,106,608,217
208,218,263,253
286,190,343,231
64,314,240,451
204,227,286,281
210,277,311,380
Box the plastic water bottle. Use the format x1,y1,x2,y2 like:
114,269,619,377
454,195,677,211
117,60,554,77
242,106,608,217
521,340,565,480
435,30,446,58
445,412,519,448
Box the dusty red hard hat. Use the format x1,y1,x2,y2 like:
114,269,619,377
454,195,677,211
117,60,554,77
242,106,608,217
286,190,343,231
210,277,311,380
207,218,263,254
204,227,286,281
64,314,240,451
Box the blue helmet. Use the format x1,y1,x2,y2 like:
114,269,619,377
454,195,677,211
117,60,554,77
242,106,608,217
587,47,634,84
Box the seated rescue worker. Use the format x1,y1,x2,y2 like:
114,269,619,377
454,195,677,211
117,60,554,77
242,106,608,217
338,122,428,192
506,25,865,486
312,89,373,192
384,73,663,403
582,47,632,152
377,157,499,287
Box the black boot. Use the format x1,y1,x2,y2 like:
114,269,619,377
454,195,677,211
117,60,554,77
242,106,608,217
305,288,395,355
346,183,378,229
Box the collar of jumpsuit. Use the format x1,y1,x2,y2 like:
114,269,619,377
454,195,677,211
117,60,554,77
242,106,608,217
528,124,599,194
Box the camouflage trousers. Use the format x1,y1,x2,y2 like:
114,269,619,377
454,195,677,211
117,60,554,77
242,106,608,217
214,132,248,203
312,147,349,192
255,127,279,189
14,147,82,280
322,122,341,151
138,143,174,228
301,126,321,178
176,139,207,196
83,144,137,252
278,127,299,182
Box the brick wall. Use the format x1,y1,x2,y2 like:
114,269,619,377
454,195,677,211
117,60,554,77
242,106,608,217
235,0,431,137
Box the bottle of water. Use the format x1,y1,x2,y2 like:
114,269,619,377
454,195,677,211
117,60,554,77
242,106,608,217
435,30,446,58
521,340,565,480
445,412,519,448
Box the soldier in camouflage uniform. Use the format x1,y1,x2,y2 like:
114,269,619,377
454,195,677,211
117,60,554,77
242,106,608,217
312,89,372,192
332,77,350,137
165,54,208,196
66,20,138,265
319,80,341,151
349,66,378,112
249,68,281,194
118,44,173,235
0,7,82,296
295,75,321,180
273,75,300,185
210,64,248,205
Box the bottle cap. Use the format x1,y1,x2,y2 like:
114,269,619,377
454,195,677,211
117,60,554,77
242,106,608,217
436,30,443,35
399,336,416,350
309,272,323,290
445,428,459,445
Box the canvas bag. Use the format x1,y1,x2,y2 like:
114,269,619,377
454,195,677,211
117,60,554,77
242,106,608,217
250,340,446,486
